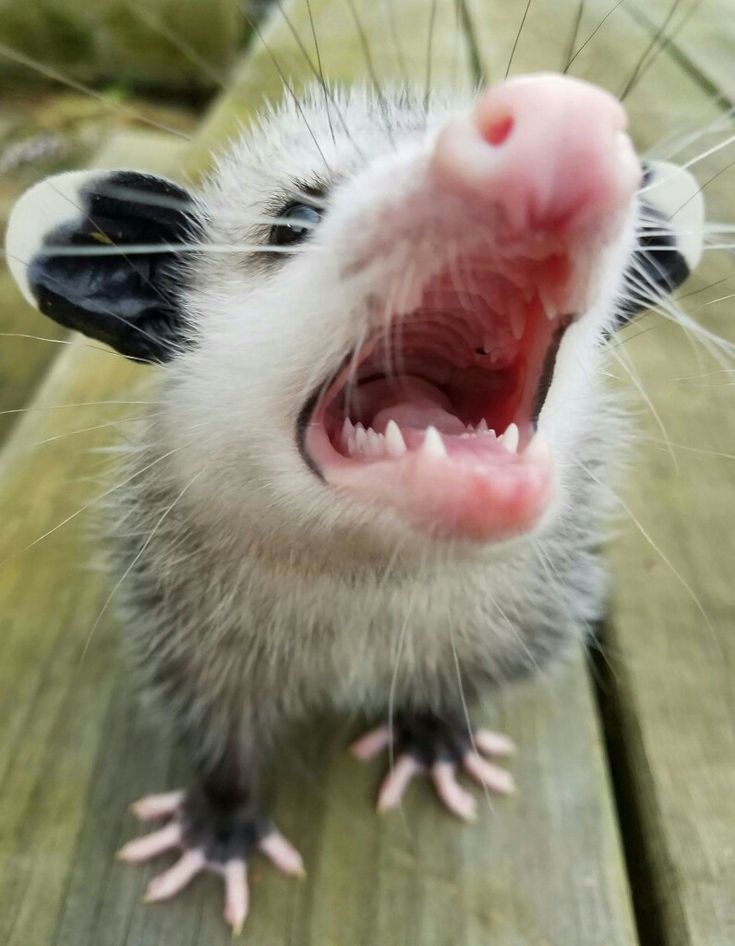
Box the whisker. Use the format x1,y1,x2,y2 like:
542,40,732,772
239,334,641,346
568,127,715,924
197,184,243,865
4,241,309,258
383,0,408,86
640,131,735,194
573,456,722,659
26,412,164,450
504,0,533,80
0,399,156,418
305,0,336,144
4,248,180,356
562,0,585,71
124,0,229,88
79,468,203,664
344,0,395,146
0,439,190,568
621,0,701,101
563,0,627,73
423,0,439,115
0,331,152,364
272,0,363,157
0,41,193,141
243,11,332,173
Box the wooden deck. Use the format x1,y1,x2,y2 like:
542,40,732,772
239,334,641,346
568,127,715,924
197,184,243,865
0,2,732,944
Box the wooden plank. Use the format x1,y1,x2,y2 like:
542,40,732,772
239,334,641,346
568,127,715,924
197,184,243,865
465,1,735,944
0,3,640,945
0,0,241,94
457,2,735,945
582,10,735,946
626,0,735,105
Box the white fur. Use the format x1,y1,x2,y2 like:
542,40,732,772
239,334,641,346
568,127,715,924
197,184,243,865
5,84,705,765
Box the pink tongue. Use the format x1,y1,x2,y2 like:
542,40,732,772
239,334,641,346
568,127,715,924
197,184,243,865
372,402,465,435
357,376,465,435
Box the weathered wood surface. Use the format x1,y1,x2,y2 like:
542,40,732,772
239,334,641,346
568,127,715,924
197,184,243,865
0,2,643,945
627,0,735,104
0,1,733,944
500,2,735,944
0,0,241,94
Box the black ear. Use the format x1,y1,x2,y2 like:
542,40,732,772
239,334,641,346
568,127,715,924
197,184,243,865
618,159,704,326
5,170,200,363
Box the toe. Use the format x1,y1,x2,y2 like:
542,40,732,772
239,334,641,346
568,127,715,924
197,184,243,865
144,848,207,902
259,830,305,876
474,729,516,757
223,859,249,935
350,725,392,760
463,751,515,794
431,761,477,821
376,754,422,812
117,822,182,863
131,790,186,821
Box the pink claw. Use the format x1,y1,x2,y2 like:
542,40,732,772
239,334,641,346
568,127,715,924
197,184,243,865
223,860,249,934
463,752,515,794
144,849,207,902
376,754,423,812
474,729,516,756
117,821,182,863
259,831,306,876
432,762,477,821
130,790,185,821
350,725,392,760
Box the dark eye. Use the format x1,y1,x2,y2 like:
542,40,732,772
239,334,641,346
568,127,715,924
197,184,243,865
269,202,323,247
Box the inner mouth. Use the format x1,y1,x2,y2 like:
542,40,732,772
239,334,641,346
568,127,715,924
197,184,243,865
302,250,578,541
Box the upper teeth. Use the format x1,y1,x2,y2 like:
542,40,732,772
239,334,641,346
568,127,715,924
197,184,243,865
539,289,557,321
422,425,447,459
498,422,519,453
341,418,531,460
385,419,407,457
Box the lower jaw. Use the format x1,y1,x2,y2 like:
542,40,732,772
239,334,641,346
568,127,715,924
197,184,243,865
300,245,584,543
305,418,555,542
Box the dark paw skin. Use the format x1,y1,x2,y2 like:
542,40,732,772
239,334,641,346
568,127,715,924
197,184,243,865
352,710,516,820
118,788,303,933
181,789,271,864
392,709,475,766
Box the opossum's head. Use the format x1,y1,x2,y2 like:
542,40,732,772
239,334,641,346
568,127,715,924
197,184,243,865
6,74,704,554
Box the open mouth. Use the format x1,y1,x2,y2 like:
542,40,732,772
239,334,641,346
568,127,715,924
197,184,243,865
301,247,583,542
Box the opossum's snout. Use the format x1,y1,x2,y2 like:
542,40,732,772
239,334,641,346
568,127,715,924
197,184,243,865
300,75,642,543
300,75,643,544
432,74,640,235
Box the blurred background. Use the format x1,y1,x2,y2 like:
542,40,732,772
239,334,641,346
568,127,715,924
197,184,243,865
0,2,732,946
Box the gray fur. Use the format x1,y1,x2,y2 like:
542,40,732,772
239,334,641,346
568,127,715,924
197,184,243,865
107,84,631,775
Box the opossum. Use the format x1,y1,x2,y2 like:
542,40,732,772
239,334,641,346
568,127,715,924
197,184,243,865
5,72,704,932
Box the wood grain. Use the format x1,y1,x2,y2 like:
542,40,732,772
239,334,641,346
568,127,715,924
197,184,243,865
2,1,732,944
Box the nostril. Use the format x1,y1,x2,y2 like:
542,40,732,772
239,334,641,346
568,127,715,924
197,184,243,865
480,113,514,146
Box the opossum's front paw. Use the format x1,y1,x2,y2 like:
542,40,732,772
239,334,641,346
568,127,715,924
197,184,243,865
351,711,516,821
117,789,304,934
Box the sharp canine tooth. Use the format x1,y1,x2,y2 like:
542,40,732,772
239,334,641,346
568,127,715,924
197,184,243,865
385,420,407,458
539,290,557,321
524,430,551,462
499,422,519,453
510,305,525,341
477,418,489,433
422,426,447,459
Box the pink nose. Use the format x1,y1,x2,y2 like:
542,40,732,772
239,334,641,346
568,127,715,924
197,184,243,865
432,73,641,233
